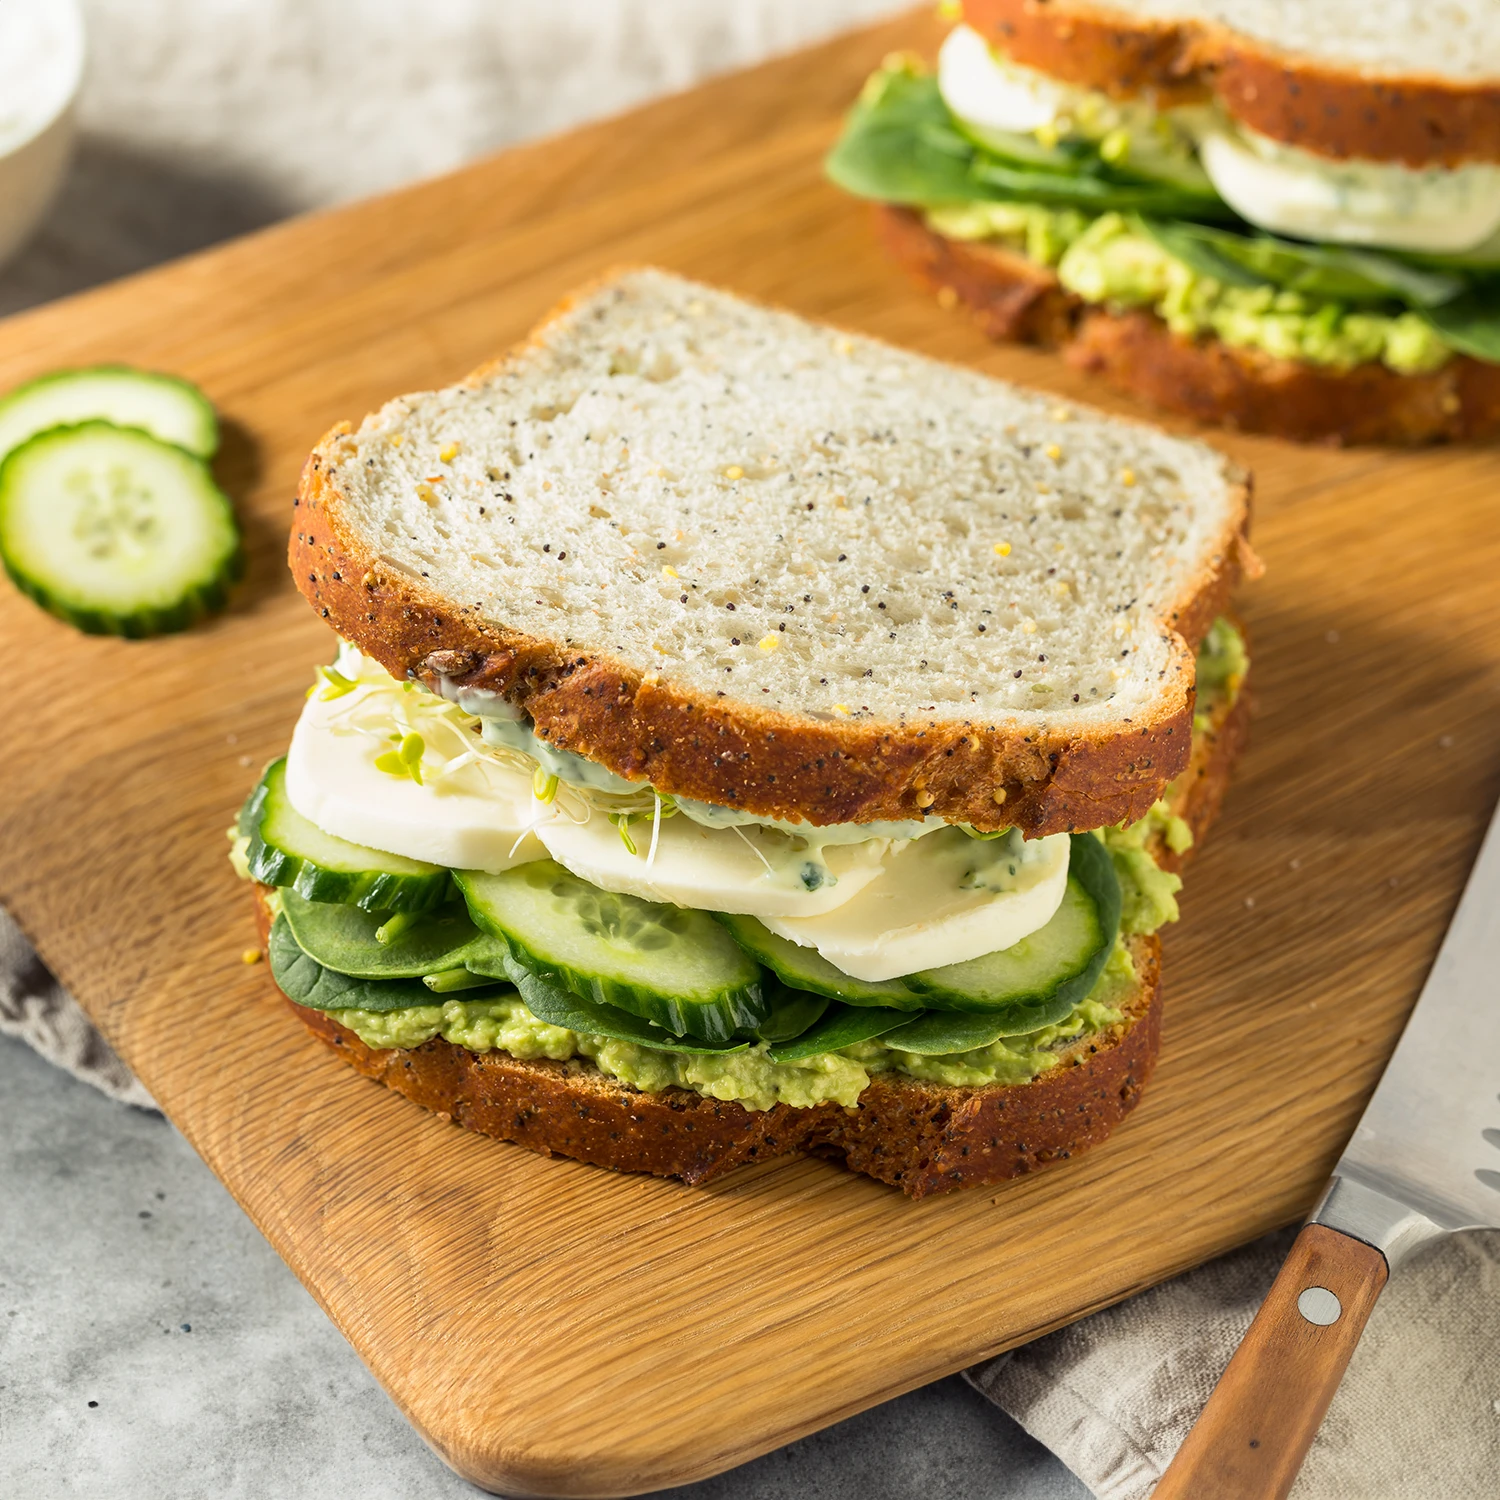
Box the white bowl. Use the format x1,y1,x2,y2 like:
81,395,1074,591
0,0,86,270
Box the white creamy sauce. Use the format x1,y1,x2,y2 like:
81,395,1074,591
0,0,81,156
1199,128,1500,254
761,827,1070,982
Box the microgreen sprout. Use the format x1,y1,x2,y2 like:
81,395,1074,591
959,825,1012,841
314,664,358,701
611,812,638,856
374,732,426,784
375,911,419,946
533,767,560,803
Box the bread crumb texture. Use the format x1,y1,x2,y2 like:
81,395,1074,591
326,269,1238,731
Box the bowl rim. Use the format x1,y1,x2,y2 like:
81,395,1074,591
0,0,87,160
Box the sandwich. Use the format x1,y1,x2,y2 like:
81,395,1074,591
232,267,1255,1198
827,1,1500,445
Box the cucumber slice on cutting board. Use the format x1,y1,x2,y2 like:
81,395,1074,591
456,861,767,1042
0,422,241,636
243,758,454,914
714,913,925,1009
900,833,1122,1028
0,367,219,462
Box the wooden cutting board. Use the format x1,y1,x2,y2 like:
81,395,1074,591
3,9,1497,1495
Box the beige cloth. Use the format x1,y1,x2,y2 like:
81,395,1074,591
969,1228,1500,1499
1,4,1496,1497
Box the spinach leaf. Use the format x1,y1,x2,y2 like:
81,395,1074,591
1419,292,1500,362
280,889,500,979
268,914,474,1013
766,1002,914,1063
1137,219,1467,306
753,984,830,1044
876,1010,1024,1055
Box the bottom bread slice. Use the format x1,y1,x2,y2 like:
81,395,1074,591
268,901,1160,1199
877,206,1500,446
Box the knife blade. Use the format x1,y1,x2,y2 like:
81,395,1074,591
1154,794,1500,1500
1311,796,1500,1259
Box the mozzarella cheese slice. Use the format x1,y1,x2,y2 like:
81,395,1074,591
285,693,547,873
1199,129,1500,254
937,23,1069,135
531,801,891,919
761,828,1070,982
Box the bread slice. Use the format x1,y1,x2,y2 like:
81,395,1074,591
880,207,1500,444
249,655,1248,1199
963,0,1500,168
293,267,1250,834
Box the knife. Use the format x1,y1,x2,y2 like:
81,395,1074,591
1155,797,1500,1500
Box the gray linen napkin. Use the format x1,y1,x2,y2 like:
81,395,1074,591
3,4,1497,1497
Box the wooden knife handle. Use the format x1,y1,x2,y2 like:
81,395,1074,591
1153,1224,1389,1500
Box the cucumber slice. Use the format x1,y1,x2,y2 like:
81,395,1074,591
279,889,504,979
714,913,925,1009
766,1002,917,1063
455,862,767,1042
267,914,506,1013
901,834,1121,1029
0,423,241,636
754,985,830,1044
500,957,750,1056
243,758,454,914
0,367,219,463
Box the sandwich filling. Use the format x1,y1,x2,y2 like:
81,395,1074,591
235,621,1245,1112
828,28,1500,373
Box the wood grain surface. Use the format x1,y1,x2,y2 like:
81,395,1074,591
2,9,1498,1495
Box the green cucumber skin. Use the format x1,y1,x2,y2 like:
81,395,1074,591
0,421,242,638
455,867,768,1044
713,912,925,1009
499,956,751,1056
242,760,455,915
901,834,1121,1014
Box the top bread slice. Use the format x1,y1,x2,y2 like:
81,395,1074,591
292,267,1250,833
964,0,1500,166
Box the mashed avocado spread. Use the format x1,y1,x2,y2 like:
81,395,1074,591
927,205,1454,374
325,951,1133,1109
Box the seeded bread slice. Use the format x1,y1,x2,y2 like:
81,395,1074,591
880,207,1500,444
963,0,1500,167
293,267,1251,833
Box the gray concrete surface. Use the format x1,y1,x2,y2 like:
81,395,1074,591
0,1034,1087,1499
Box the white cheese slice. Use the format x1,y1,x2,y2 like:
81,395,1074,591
760,828,1070,982
285,693,547,873
531,800,890,919
937,23,1070,135
1199,129,1500,254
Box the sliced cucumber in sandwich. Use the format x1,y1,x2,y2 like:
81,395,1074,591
243,758,454,914
901,833,1121,1030
456,862,767,1043
498,957,751,1056
714,913,924,1009
0,422,241,637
